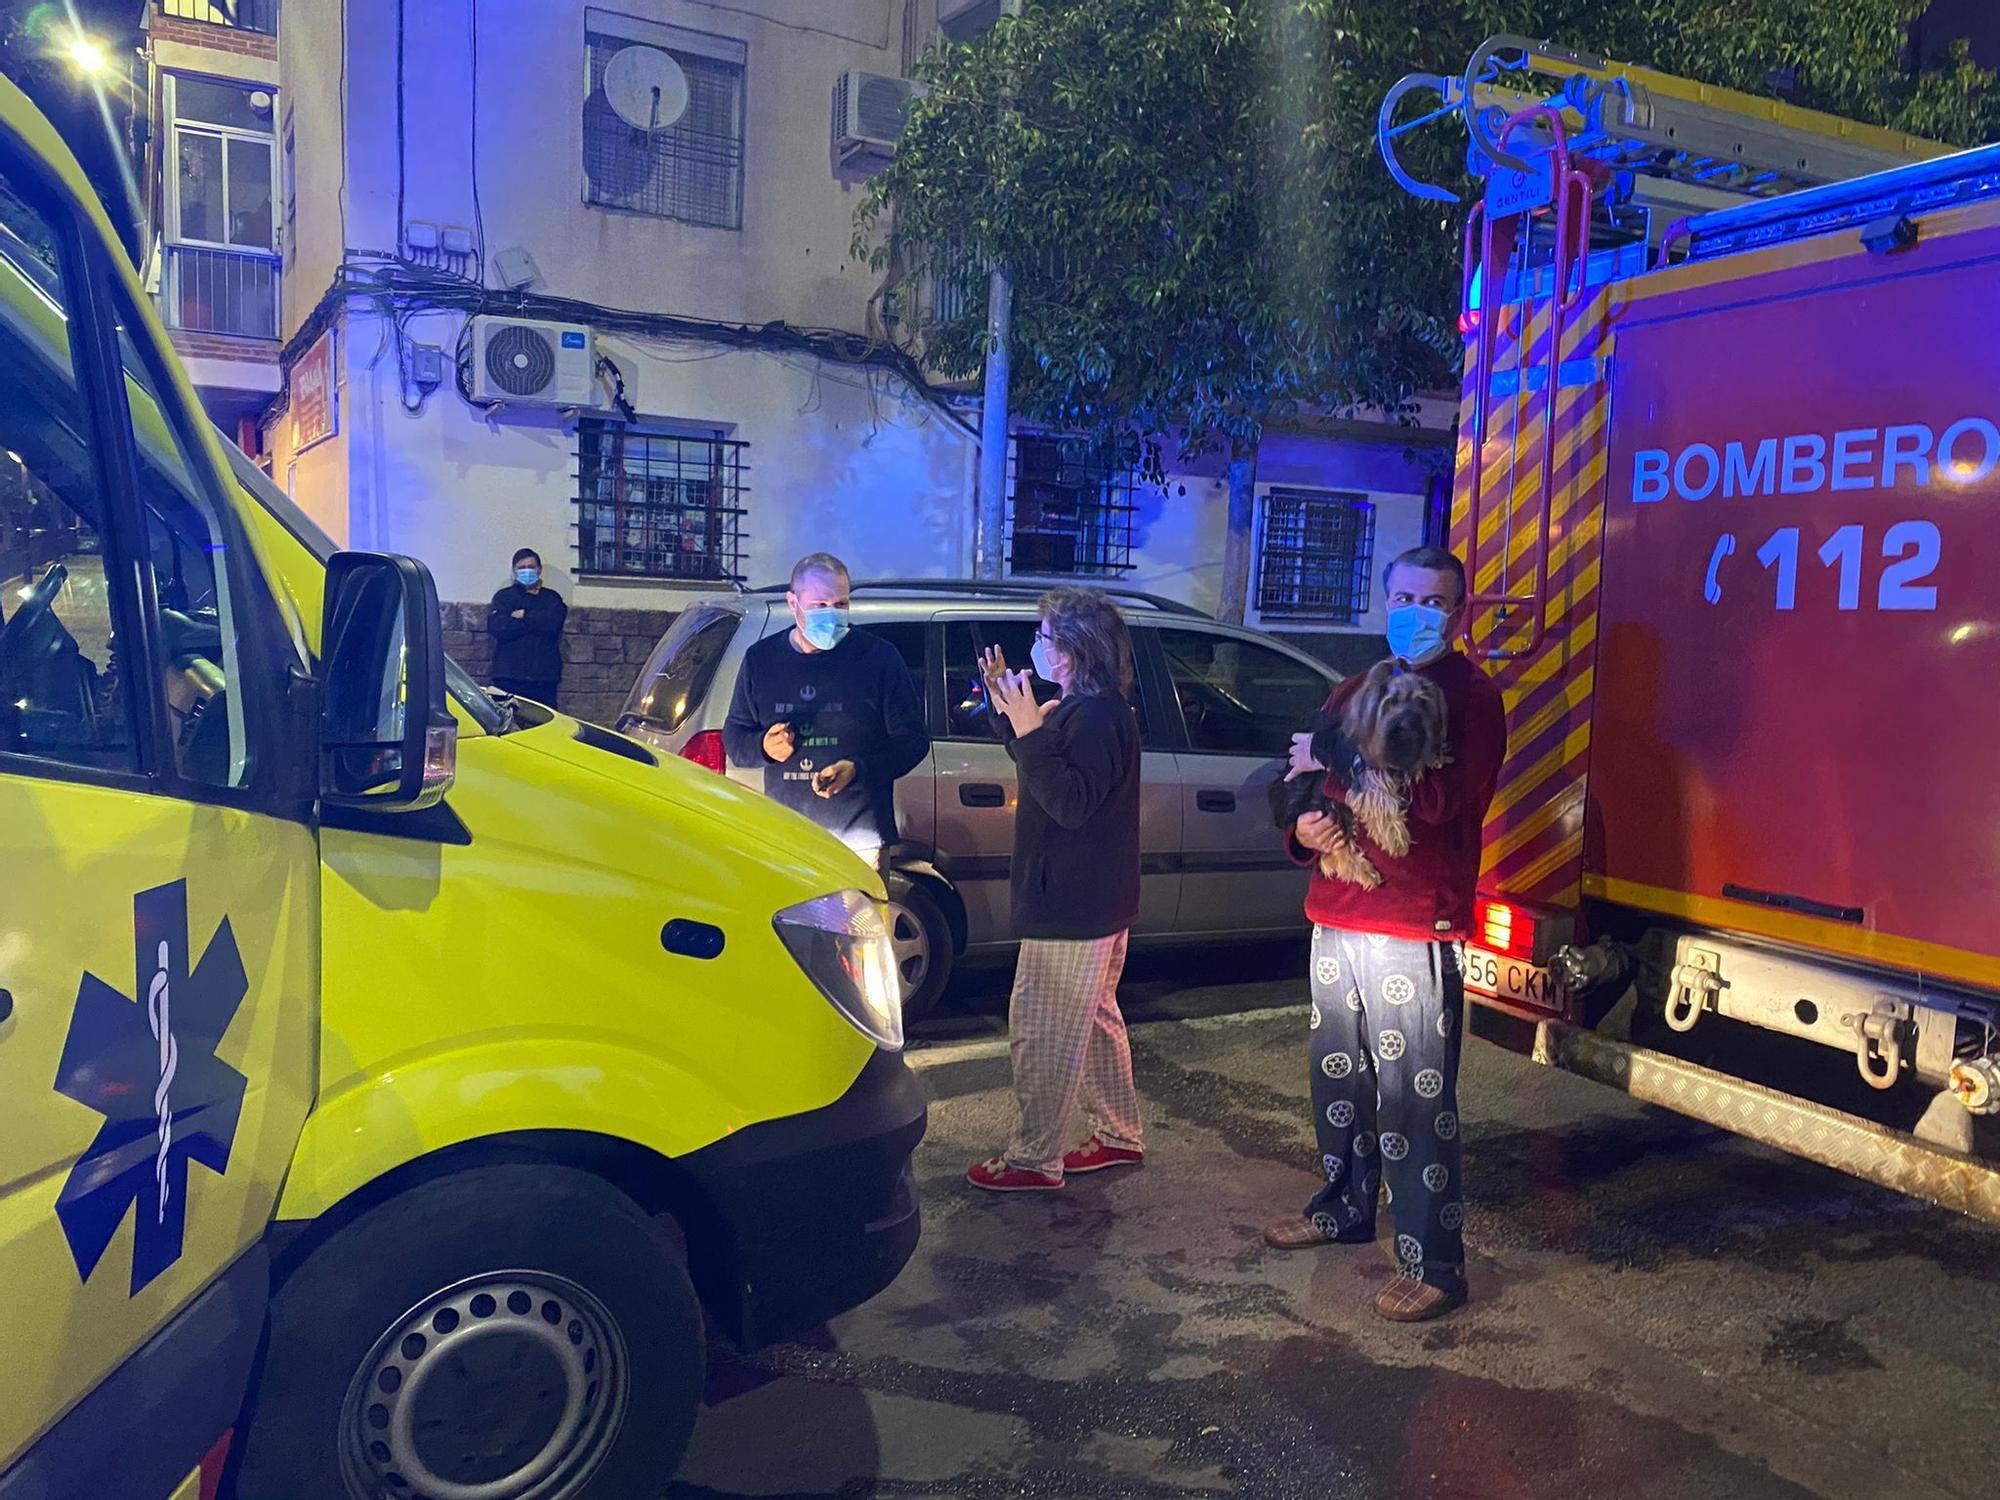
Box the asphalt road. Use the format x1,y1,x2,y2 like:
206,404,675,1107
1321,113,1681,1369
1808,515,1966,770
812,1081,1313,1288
668,943,2000,1500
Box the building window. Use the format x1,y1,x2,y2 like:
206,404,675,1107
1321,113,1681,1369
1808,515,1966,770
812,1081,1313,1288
1255,488,1376,624
575,419,746,583
1007,434,1136,577
583,12,746,230
161,0,280,36
164,74,279,338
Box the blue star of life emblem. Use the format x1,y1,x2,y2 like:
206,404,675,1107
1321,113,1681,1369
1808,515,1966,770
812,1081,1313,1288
52,880,249,1296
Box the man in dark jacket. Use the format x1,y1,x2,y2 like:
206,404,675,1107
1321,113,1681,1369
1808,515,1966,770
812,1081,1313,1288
965,587,1145,1194
487,548,568,708
722,553,929,863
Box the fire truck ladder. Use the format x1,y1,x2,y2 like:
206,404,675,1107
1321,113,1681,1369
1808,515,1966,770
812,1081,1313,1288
1380,34,1947,226
1377,35,1945,659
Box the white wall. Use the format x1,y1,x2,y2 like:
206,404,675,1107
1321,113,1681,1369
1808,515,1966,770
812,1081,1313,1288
1119,430,1441,637
331,305,972,605
336,0,904,334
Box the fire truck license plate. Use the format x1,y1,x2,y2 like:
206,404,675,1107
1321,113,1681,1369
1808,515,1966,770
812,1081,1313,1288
1464,948,1555,1009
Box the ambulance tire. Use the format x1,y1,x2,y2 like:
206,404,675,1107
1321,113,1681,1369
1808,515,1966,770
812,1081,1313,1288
884,871,953,1024
233,1164,704,1500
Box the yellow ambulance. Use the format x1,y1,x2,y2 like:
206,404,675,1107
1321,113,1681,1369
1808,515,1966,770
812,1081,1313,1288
0,73,923,1500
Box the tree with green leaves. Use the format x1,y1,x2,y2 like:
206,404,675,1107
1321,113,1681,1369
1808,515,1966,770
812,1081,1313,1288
861,0,1999,622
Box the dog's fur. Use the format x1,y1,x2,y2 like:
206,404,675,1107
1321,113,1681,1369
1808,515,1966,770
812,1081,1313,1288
1269,660,1450,889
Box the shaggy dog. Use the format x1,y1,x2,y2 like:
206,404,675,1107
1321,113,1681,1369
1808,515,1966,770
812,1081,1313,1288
1269,659,1450,889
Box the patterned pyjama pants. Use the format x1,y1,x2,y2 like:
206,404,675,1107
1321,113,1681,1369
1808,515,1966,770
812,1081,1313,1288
1303,925,1468,1294
1004,932,1142,1177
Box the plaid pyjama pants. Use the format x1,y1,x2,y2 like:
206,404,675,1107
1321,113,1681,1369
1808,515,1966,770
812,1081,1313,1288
1004,932,1141,1177
1304,925,1468,1294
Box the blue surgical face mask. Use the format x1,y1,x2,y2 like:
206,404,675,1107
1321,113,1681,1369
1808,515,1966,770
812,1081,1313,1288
1385,602,1453,665
801,604,850,650
515,566,540,587
1030,635,1059,683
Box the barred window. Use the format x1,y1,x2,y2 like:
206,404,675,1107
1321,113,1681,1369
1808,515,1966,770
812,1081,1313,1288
575,420,746,583
583,16,745,230
1006,434,1136,577
1255,488,1376,623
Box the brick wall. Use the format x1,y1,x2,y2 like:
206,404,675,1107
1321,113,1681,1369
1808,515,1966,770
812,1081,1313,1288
151,13,280,63
441,602,678,727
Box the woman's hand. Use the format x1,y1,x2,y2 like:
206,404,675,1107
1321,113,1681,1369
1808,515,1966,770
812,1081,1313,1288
978,644,1009,698
990,667,1050,737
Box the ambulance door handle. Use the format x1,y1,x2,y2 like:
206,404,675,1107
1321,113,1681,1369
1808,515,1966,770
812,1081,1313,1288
0,988,12,1024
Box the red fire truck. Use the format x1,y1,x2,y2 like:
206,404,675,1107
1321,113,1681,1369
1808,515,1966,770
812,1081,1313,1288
1380,37,2000,1219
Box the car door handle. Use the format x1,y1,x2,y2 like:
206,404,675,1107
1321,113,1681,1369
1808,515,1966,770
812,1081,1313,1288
1196,790,1236,813
959,783,1006,808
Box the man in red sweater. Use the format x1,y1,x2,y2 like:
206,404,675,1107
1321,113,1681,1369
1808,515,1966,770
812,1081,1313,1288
1264,546,1507,1322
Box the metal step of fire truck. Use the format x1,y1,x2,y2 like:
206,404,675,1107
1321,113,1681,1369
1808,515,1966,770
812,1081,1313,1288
1379,34,1946,243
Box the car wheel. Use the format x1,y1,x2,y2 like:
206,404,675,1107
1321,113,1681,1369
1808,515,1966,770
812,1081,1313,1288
232,1164,705,1500
883,872,953,1024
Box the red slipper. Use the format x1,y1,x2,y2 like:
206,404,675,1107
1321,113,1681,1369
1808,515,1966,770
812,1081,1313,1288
1063,1134,1145,1174
966,1156,1064,1192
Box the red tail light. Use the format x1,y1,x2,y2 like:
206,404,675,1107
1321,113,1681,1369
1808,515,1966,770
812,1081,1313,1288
680,729,726,773
1458,308,1482,336
1476,897,1537,961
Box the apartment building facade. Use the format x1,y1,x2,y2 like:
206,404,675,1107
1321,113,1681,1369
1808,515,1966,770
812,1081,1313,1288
140,0,1444,723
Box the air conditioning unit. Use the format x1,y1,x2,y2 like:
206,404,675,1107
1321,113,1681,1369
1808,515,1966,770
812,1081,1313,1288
832,70,921,170
469,317,599,408
938,0,1004,43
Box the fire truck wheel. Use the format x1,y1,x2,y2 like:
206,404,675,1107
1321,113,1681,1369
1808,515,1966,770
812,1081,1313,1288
232,1163,704,1500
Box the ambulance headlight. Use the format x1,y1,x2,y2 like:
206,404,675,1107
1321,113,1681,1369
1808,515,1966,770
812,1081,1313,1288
774,889,904,1050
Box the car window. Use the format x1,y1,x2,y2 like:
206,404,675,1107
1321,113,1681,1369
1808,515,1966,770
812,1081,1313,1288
0,166,137,773
117,324,249,787
624,607,738,732
941,617,1150,741
853,620,928,732
1157,627,1330,757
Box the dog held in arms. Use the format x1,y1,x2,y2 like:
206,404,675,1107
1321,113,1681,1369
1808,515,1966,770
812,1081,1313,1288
1269,659,1450,889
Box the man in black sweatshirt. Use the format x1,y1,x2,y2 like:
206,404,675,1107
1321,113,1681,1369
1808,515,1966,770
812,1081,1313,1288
487,547,568,709
722,553,929,862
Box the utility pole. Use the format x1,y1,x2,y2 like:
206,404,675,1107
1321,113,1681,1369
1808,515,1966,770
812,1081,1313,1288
973,0,1022,581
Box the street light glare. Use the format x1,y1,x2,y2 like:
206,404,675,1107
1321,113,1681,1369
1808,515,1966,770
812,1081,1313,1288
65,36,111,76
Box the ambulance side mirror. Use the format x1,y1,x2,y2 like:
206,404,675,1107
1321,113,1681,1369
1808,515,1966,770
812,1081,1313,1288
320,550,457,810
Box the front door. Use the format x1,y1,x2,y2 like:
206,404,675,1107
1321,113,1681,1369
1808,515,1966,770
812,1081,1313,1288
1154,626,1332,937
0,136,313,1481
934,613,1179,946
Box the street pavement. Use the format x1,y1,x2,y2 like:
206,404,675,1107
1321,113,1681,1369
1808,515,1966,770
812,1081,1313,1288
668,944,2000,1500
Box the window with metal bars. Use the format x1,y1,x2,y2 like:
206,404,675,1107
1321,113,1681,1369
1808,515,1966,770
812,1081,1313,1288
1255,488,1376,623
583,24,745,230
1006,434,1136,577
574,420,747,583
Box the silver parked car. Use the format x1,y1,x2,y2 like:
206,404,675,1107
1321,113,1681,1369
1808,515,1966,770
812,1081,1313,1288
617,581,1340,1017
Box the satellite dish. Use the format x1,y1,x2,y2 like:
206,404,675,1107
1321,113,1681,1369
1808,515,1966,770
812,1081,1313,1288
604,45,689,132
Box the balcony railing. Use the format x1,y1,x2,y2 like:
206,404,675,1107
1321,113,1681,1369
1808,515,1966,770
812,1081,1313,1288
164,244,279,340
160,0,280,36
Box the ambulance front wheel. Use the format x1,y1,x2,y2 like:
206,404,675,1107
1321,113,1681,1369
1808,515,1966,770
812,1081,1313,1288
231,1163,705,1500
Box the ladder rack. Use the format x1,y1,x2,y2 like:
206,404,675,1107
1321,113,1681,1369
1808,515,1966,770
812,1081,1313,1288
1381,35,1947,235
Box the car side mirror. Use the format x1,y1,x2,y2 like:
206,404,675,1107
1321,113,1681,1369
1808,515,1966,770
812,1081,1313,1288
320,550,456,810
